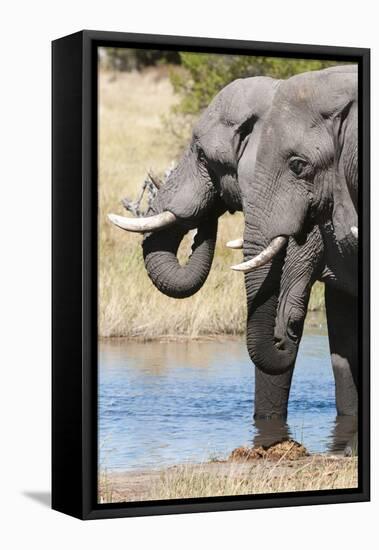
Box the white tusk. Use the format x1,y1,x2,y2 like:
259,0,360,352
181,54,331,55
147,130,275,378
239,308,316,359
351,226,358,239
226,238,244,249
108,211,177,233
231,236,288,273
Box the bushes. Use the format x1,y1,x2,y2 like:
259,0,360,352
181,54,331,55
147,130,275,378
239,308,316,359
99,47,180,71
170,52,344,115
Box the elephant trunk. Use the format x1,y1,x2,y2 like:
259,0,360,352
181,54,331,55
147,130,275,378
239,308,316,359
243,223,324,376
243,216,298,375
245,272,298,376
275,226,324,347
142,217,218,299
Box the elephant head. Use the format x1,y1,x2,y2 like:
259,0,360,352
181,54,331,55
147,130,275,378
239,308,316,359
233,65,358,375
108,76,280,298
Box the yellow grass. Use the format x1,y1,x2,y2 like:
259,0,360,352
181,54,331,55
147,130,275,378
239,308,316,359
98,69,324,338
98,456,357,503
151,458,357,500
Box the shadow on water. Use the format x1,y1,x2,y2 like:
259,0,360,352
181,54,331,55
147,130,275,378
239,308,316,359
253,418,291,448
99,326,357,471
253,415,357,455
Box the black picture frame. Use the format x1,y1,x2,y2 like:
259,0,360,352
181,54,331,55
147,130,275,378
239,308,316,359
52,30,370,520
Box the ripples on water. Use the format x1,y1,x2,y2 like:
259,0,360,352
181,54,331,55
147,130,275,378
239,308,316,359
99,328,356,471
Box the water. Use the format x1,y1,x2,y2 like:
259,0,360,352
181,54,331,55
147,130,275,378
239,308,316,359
99,328,356,472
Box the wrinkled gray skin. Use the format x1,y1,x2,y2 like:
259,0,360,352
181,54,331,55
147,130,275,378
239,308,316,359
242,65,358,419
142,76,279,298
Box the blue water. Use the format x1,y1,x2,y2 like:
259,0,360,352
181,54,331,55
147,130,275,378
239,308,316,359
99,331,353,472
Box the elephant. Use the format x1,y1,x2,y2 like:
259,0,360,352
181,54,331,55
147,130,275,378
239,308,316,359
108,75,280,299
232,65,358,422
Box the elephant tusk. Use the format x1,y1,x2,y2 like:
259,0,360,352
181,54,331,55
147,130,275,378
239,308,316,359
108,211,177,233
231,236,288,273
351,226,358,239
226,238,244,249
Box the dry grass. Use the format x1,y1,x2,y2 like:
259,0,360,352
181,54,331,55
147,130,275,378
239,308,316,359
308,282,325,311
98,455,357,503
151,457,357,500
98,468,114,504
99,69,324,338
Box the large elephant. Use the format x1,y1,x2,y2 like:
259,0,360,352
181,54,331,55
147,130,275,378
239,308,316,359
108,76,280,298
233,65,358,418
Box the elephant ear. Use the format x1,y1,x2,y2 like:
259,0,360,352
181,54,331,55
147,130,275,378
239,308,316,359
320,69,358,248
194,76,280,170
322,69,358,207
193,76,280,210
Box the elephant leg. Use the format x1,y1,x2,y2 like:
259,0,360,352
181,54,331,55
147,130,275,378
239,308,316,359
253,367,293,447
328,415,358,455
254,366,294,420
325,286,358,416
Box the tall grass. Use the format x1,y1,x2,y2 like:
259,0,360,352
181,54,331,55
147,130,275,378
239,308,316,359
98,456,357,503
149,458,357,500
99,69,324,338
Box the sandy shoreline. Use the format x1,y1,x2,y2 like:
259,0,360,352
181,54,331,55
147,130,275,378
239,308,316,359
99,453,358,504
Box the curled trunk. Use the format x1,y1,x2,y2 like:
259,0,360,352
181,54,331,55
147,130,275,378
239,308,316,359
243,212,297,375
275,226,324,347
244,224,323,375
245,266,298,375
142,217,218,299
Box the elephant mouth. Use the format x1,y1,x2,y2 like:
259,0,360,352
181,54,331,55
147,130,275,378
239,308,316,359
108,183,225,299
274,322,300,350
287,316,303,342
274,297,307,353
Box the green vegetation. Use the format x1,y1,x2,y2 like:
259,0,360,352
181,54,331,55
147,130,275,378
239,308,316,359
170,53,343,115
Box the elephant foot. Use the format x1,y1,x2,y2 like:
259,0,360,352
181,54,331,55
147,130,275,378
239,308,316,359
328,415,358,455
344,432,358,457
253,417,291,448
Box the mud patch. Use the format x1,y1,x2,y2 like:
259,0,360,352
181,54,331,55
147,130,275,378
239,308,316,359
229,439,308,462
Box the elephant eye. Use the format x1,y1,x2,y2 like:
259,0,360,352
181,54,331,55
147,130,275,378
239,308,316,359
289,158,308,177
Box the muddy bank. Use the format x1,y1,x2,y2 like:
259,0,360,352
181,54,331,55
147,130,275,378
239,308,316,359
99,442,357,503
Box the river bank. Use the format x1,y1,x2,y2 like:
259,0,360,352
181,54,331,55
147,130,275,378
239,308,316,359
98,310,327,343
99,451,357,503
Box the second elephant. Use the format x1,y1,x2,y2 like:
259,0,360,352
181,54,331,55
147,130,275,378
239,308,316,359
234,65,358,417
